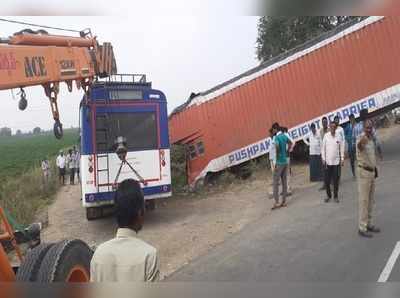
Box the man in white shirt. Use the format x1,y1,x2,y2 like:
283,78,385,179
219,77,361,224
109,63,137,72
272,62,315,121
90,179,160,282
333,116,345,143
56,150,66,185
67,149,76,185
73,146,81,183
322,122,345,203
41,158,50,185
334,115,345,183
269,128,277,172
304,123,323,182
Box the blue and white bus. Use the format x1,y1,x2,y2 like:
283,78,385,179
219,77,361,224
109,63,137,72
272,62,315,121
80,74,171,220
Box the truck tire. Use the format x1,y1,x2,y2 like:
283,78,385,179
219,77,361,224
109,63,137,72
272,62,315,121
86,207,103,220
16,243,54,282
37,239,93,282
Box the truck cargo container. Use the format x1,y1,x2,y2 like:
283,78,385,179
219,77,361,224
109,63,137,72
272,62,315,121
169,16,400,186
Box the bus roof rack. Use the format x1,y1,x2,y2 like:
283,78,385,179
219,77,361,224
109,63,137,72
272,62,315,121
96,74,148,83
94,74,151,88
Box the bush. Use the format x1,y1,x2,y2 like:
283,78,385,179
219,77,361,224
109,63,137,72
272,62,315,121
170,144,187,194
0,161,59,226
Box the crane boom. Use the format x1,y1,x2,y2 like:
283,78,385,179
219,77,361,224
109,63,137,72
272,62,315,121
0,29,117,138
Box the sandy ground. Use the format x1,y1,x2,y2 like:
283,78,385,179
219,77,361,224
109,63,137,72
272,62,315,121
41,124,399,279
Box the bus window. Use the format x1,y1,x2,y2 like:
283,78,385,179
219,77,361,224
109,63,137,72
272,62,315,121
109,90,143,100
95,112,158,153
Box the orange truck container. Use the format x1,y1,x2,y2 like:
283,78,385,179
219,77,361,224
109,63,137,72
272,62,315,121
169,17,400,186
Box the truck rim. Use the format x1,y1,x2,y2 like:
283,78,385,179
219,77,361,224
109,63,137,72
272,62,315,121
66,265,90,282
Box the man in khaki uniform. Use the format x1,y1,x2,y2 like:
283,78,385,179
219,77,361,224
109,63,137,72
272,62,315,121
357,120,380,238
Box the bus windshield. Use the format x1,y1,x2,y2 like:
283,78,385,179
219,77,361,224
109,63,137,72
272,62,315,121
96,112,158,153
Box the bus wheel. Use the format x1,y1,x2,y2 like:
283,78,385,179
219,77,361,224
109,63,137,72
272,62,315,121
86,207,103,221
16,243,54,282
146,200,156,211
37,239,93,282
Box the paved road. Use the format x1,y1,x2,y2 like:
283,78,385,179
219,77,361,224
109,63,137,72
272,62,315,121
169,127,400,282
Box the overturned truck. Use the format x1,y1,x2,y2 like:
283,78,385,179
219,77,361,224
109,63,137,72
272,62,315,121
169,16,400,186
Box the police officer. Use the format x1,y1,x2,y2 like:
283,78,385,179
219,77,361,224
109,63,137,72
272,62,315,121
357,120,380,238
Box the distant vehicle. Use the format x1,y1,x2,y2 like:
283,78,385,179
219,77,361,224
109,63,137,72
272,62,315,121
80,74,172,220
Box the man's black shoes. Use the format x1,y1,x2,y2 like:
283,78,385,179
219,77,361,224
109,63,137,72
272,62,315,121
358,230,373,238
367,226,381,233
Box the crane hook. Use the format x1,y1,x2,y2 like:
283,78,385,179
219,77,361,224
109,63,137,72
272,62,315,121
43,83,63,139
18,88,28,111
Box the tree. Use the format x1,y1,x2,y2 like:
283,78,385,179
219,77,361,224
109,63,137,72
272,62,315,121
16,129,22,136
33,127,41,135
256,17,365,62
0,127,12,137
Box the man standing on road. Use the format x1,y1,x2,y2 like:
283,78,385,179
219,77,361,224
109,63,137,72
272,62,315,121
282,127,294,195
67,149,76,185
268,128,277,198
334,115,345,183
41,158,50,186
304,123,323,182
91,179,160,282
354,109,383,160
345,114,357,178
357,120,381,238
319,117,329,190
74,146,81,184
56,150,66,185
272,124,293,210
322,122,344,203
320,117,329,141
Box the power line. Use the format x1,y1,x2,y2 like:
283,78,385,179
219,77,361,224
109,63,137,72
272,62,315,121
0,17,82,33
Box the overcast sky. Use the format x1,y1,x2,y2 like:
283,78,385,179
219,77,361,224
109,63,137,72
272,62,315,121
0,16,259,132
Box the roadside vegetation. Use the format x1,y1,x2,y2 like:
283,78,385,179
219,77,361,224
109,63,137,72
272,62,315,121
0,129,79,226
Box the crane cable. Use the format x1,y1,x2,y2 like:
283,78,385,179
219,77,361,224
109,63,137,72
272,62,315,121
0,17,82,33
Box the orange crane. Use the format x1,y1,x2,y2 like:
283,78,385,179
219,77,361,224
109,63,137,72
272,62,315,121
0,28,117,138
0,28,117,282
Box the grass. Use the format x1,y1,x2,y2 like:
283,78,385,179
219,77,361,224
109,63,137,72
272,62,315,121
0,129,79,226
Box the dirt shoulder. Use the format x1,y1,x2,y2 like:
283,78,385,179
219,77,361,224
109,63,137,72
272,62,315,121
41,124,400,279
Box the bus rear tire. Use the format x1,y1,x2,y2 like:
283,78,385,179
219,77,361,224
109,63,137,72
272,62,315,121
86,207,103,221
146,200,156,211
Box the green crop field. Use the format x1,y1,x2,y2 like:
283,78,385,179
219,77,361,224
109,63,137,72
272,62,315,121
0,129,79,180
0,129,79,225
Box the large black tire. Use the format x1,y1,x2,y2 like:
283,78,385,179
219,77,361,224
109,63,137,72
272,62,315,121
37,239,93,282
16,243,54,282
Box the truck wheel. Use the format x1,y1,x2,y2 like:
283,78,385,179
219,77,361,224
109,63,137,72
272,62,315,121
16,243,54,282
86,207,103,220
37,239,93,282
